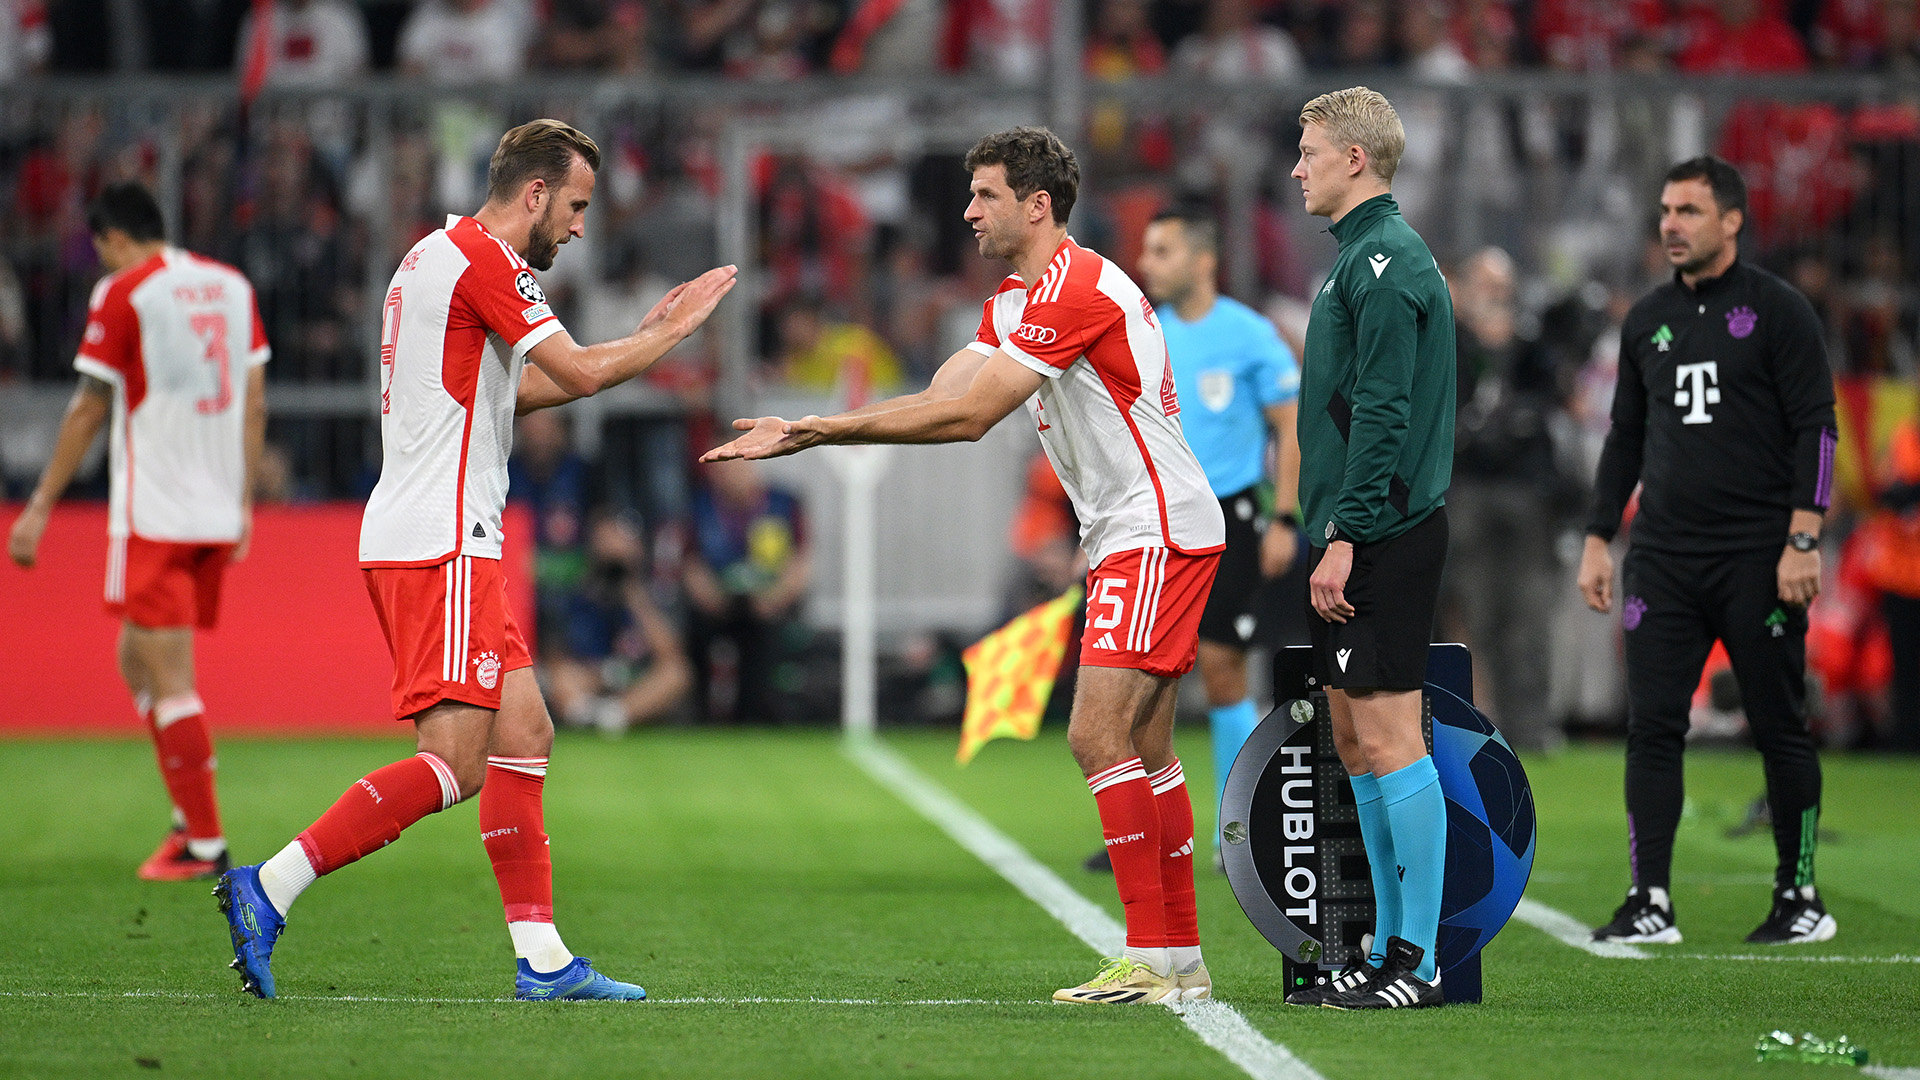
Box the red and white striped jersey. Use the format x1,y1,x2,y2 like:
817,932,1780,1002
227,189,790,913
74,248,270,543
969,237,1224,567
360,215,564,567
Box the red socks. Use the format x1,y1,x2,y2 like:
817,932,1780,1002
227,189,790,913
480,757,554,924
151,694,222,842
296,752,458,875
1088,757,1167,949
1149,759,1199,949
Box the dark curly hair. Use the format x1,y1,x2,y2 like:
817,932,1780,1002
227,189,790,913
964,127,1079,226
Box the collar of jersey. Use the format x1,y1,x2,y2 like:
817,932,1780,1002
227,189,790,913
1328,193,1399,249
1672,257,1743,297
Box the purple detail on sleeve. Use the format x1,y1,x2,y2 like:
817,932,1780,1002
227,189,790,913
1622,595,1648,631
1816,426,1836,510
1628,813,1639,887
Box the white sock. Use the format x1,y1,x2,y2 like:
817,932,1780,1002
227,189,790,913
509,921,574,974
1647,886,1671,911
186,837,226,861
1170,946,1204,973
1123,946,1171,977
257,842,318,916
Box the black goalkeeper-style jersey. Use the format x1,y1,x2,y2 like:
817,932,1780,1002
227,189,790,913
1587,259,1837,555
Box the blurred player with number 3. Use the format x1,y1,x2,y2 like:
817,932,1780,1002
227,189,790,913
214,120,736,1000
8,182,269,884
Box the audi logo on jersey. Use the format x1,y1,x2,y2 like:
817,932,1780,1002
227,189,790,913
1013,322,1059,345
515,271,546,305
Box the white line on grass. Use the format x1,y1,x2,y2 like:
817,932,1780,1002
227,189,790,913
845,735,1324,1080
1514,897,1917,965
1512,897,1649,959
1864,1066,1920,1079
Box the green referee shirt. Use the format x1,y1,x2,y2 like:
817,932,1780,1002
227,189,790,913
1299,193,1456,546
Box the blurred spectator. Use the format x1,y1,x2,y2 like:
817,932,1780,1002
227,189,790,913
234,0,370,85
1170,0,1303,81
540,0,653,71
1531,0,1669,72
509,410,595,643
829,0,945,74
683,459,810,724
1676,0,1810,72
232,125,356,380
398,0,530,82
1841,232,1919,377
944,0,1051,79
774,295,905,393
1403,0,1470,81
1332,0,1394,67
1716,100,1859,251
1085,0,1165,76
1,0,50,81
1442,248,1574,751
146,0,251,71
542,513,695,733
1855,416,1920,751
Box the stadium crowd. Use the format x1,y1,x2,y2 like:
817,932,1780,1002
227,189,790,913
1,1,1917,748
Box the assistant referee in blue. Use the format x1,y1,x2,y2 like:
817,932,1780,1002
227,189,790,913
1136,202,1302,860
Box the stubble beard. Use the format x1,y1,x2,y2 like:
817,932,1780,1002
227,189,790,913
1669,235,1719,277
526,208,563,272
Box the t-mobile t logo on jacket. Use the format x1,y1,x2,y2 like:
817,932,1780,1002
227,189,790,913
1674,361,1720,424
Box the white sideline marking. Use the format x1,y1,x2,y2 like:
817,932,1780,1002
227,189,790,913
846,736,1324,1080
1515,897,1916,965
0,990,1034,1007
1512,897,1650,959
1864,1066,1920,1079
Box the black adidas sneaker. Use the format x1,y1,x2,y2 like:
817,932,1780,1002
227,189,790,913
1591,888,1681,944
1283,956,1377,1006
1320,937,1443,1010
1746,886,1837,944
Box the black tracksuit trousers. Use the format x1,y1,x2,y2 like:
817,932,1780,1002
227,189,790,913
1620,545,1823,892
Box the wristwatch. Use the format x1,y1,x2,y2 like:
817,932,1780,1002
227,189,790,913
1788,532,1819,552
1324,520,1354,546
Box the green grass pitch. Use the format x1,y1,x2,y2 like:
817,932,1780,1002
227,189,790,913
1,729,1916,1079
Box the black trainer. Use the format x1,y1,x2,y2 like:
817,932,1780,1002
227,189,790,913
1284,956,1377,1006
1320,937,1443,1010
1590,888,1681,944
1746,886,1837,944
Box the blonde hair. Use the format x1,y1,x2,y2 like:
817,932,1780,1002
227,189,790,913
1299,87,1405,185
486,119,602,205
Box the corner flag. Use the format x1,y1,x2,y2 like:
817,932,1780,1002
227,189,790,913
956,586,1083,765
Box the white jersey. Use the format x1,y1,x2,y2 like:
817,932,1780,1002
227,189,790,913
969,237,1224,567
359,215,564,567
74,248,270,543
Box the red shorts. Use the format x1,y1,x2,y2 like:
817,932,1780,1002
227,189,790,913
363,555,533,720
1079,547,1219,678
106,534,234,630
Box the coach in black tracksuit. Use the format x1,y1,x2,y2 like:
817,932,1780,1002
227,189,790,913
1578,156,1839,948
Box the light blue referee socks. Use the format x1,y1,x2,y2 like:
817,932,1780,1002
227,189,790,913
1349,771,1398,965
1378,756,1447,982
1209,699,1262,837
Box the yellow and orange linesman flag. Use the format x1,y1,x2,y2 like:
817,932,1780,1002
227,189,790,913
957,585,1083,765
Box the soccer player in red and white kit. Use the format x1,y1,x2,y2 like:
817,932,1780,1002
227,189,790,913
705,127,1224,1005
216,120,737,1000
9,182,268,882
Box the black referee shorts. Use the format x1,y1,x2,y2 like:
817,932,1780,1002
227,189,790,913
1306,506,1447,691
1197,486,1264,648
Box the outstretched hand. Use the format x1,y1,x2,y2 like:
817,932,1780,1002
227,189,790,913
700,415,831,462
639,265,738,339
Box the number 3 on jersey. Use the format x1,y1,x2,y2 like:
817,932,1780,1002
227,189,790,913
190,312,231,415
380,286,403,414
